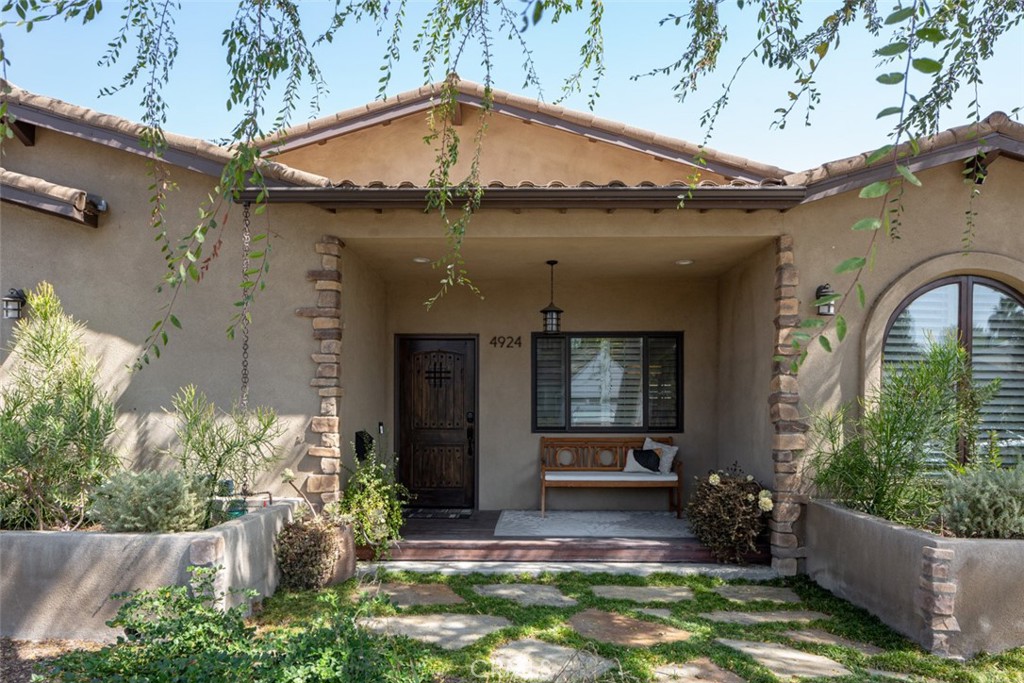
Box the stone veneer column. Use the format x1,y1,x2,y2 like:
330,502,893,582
295,235,345,505
769,234,809,576
917,546,960,657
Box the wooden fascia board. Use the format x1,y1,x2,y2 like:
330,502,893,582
237,185,806,210
3,117,36,146
6,101,301,187
801,133,1024,203
1,185,98,227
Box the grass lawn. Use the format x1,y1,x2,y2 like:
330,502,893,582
253,571,1024,683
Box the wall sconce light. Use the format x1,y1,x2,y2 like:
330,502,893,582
814,283,837,316
2,289,26,320
540,260,563,334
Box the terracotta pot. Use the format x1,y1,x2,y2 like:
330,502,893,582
328,523,357,584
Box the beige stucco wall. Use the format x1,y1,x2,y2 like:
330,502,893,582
274,108,728,186
385,272,723,510
715,242,776,485
0,128,361,497
782,157,1024,420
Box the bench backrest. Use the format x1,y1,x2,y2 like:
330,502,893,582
540,437,674,471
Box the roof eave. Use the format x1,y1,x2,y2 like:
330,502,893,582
1,185,101,227
236,185,806,211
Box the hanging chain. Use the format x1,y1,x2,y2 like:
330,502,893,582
240,202,252,414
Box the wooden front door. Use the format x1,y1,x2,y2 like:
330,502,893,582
397,337,477,508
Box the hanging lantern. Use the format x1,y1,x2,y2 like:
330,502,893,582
540,260,563,334
2,289,26,320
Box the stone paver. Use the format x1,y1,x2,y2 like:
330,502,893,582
639,608,673,620
785,628,884,656
362,582,465,607
490,638,614,682
713,585,802,604
653,658,746,682
356,614,510,650
702,609,828,625
591,585,695,603
717,638,852,679
473,583,577,607
569,608,692,647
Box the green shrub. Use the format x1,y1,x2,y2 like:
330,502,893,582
940,465,1024,539
687,465,773,564
168,384,282,527
335,446,408,559
0,283,118,530
41,567,428,683
90,470,207,532
809,339,989,527
275,515,341,591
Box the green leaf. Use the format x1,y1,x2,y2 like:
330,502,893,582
169,314,182,329
875,41,908,56
814,42,829,59
835,314,848,342
814,293,842,306
876,72,905,85
856,283,866,308
859,181,891,198
885,6,915,24
912,57,942,74
819,335,833,352
896,164,922,186
800,318,826,329
916,27,945,43
866,145,894,165
876,106,902,119
835,256,867,274
851,217,882,231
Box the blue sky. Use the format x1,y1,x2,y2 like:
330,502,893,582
3,1,1022,171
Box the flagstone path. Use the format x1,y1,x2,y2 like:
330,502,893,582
352,580,926,682
473,583,578,607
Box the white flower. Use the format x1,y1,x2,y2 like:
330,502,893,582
281,468,296,484
746,474,754,482
708,473,721,486
746,494,755,502
758,489,772,499
758,497,774,513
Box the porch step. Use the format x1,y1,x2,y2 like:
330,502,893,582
387,538,769,564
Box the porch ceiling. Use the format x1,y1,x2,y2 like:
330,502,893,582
343,235,776,282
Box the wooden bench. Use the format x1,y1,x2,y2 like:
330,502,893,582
540,437,683,518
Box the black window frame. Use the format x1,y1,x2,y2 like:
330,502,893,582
531,331,684,433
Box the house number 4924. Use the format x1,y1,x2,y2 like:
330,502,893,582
490,336,522,349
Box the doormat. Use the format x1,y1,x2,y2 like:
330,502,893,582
403,508,474,520
494,510,693,538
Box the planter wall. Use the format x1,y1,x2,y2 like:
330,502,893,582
0,503,293,642
805,500,1024,659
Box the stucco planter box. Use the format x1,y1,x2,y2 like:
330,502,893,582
805,500,1024,659
0,503,294,642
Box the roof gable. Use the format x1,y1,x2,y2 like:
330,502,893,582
264,79,791,185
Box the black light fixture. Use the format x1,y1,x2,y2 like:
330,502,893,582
815,283,837,316
540,260,563,334
2,289,26,320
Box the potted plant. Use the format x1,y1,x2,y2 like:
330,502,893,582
687,464,773,564
278,469,356,588
335,446,409,560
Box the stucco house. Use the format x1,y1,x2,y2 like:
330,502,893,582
2,79,1022,576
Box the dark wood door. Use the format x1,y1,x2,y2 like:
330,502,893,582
397,337,477,508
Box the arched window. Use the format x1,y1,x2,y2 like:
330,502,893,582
883,275,1024,466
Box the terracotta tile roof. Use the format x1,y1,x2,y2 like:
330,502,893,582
785,111,1024,189
265,78,792,182
1,81,331,188
1,167,88,210
328,178,785,190
0,167,106,226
